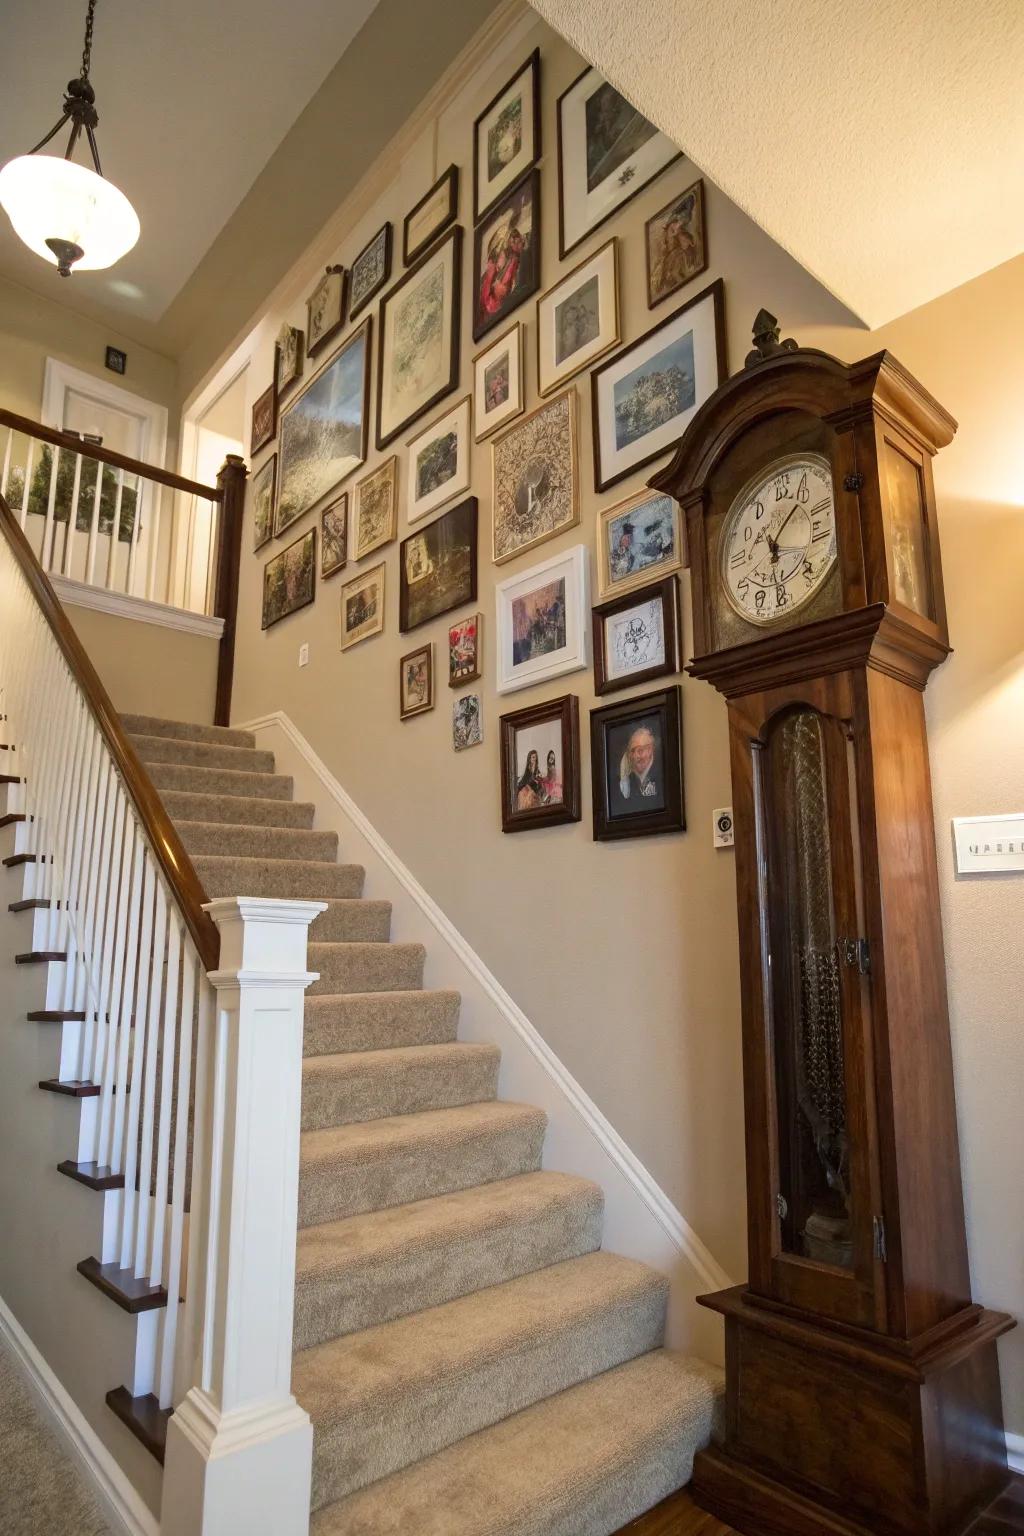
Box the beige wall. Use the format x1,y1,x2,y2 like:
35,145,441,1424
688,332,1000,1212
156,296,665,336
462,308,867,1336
65,604,220,723
221,10,1022,1432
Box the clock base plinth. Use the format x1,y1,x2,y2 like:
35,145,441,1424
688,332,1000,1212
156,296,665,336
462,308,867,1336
695,1286,1014,1536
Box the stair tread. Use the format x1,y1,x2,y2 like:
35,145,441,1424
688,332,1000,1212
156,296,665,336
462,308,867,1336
303,990,460,1056
162,788,316,829
129,732,275,773
310,1349,722,1536
146,761,294,800
301,1100,545,1171
303,1040,498,1074
194,855,364,900
178,820,339,861
310,900,392,943
121,714,256,750
301,1041,500,1130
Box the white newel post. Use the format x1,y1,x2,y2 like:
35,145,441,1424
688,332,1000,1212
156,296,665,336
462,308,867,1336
161,896,326,1536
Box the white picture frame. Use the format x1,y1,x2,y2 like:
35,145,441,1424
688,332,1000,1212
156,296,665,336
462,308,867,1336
406,396,472,525
473,321,525,441
537,237,619,396
495,543,590,694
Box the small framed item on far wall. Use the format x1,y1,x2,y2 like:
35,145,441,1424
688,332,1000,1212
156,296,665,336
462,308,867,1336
403,164,459,265
320,493,348,578
473,47,541,221
590,685,684,841
399,642,434,720
473,321,525,441
448,612,482,687
306,265,346,359
250,379,277,456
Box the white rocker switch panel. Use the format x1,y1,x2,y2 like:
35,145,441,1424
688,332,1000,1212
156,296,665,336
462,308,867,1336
952,814,1024,874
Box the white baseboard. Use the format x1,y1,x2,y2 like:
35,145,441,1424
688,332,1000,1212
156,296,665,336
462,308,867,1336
1007,1430,1024,1474
0,1294,158,1536
241,710,734,1310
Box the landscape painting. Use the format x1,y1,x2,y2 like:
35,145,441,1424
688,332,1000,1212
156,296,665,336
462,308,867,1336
377,229,461,448
399,496,478,632
262,528,315,630
612,330,695,449
340,564,385,650
251,453,275,552
276,320,370,534
407,397,470,523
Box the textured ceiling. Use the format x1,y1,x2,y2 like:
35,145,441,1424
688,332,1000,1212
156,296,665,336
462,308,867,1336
530,0,1024,327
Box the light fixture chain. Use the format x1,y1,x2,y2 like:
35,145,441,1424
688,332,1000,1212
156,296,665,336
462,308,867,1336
81,0,97,83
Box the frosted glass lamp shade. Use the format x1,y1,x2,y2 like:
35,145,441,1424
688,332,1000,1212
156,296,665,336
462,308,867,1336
0,154,140,274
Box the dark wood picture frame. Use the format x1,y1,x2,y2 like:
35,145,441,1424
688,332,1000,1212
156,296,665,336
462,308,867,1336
590,276,726,494
472,167,541,343
403,164,459,265
275,324,305,398
251,452,276,553
556,64,682,260
473,47,542,222
590,684,684,841
348,223,392,321
592,575,681,696
306,266,347,359
275,317,372,536
320,492,348,579
250,378,277,456
399,641,434,720
376,226,462,450
500,694,581,833
645,177,708,309
261,527,316,631
398,494,478,633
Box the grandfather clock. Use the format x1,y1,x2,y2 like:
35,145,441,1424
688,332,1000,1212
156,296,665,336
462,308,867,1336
651,319,1013,1536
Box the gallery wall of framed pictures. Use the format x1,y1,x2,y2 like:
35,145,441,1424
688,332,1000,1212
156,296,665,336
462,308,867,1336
238,15,728,845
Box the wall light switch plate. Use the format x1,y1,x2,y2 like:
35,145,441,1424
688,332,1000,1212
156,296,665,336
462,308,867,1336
298,643,309,668
713,807,734,848
952,813,1024,873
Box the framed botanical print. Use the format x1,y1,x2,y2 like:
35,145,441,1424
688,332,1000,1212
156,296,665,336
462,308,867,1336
276,322,304,396
354,456,398,560
491,388,578,564
473,321,524,441
306,266,346,358
320,493,348,578
452,693,483,751
557,66,681,258
597,488,682,598
403,164,458,265
495,543,589,695
448,612,481,687
473,47,541,221
591,278,725,492
590,685,684,840
276,320,371,534
499,694,581,833
473,167,540,342
250,380,276,456
406,396,471,525
262,528,315,630
340,563,385,650
592,575,681,695
251,453,276,552
399,495,478,632
348,223,392,320
399,643,434,720
645,178,707,309
377,227,462,449
537,237,619,396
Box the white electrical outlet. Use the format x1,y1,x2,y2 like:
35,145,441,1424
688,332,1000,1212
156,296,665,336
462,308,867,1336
713,807,734,848
298,643,309,668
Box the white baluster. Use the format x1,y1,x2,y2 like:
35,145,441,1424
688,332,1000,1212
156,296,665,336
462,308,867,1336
1,427,12,502
107,469,124,592
19,437,35,531
83,455,105,585
135,882,168,1277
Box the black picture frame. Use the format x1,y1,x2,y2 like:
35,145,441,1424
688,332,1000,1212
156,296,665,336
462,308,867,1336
403,164,459,265
348,223,393,321
592,575,681,696
398,495,478,633
306,266,347,359
261,527,316,631
473,47,542,222
250,376,277,457
590,685,685,841
376,227,462,450
500,694,581,833
472,166,541,343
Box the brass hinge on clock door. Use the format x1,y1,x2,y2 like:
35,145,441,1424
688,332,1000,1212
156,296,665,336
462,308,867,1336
873,1215,888,1262
837,937,871,974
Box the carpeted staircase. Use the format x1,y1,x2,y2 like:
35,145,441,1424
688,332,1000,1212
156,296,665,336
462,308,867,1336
122,712,722,1536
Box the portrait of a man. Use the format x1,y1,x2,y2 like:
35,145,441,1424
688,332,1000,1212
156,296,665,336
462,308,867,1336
608,718,665,816
590,686,683,841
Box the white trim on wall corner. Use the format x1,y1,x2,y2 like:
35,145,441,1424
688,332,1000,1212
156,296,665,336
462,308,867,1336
0,1294,159,1536
240,708,734,1297
1006,1431,1024,1475
51,574,225,638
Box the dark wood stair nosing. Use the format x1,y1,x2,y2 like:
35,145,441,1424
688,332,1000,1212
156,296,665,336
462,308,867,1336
3,853,37,867
0,813,25,828
9,898,50,911
77,1256,168,1314
15,951,66,964
57,1159,124,1191
39,1078,100,1098
0,775,20,785
105,1387,169,1465
28,1010,86,1022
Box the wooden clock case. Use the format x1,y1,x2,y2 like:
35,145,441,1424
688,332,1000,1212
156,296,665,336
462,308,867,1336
651,344,1014,1536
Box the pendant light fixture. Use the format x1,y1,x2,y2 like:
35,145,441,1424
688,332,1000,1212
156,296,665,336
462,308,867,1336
0,0,140,277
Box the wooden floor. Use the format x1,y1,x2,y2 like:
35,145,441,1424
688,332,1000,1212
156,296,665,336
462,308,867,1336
620,1474,1024,1535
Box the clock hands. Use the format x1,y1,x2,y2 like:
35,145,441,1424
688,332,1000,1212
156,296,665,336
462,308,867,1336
767,501,802,562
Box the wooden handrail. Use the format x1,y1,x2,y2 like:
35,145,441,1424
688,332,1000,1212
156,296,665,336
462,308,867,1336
0,407,221,501
0,489,220,971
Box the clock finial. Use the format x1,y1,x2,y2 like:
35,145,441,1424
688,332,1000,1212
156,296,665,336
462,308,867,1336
745,308,799,368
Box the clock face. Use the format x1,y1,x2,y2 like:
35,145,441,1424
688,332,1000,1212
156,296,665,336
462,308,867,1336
721,453,837,626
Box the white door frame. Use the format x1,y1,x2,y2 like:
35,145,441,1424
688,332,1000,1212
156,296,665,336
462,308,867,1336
41,358,169,469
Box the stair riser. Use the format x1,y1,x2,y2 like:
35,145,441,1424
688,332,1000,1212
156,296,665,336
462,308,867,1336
194,858,365,900
146,763,294,801
178,822,339,862
303,993,460,1057
309,903,391,943
308,1285,668,1509
308,945,425,996
301,1051,499,1132
163,791,315,830
293,1193,603,1351
130,735,275,774
121,715,256,750
298,1118,545,1229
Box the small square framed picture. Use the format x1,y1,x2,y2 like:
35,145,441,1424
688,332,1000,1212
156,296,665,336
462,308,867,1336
306,266,346,358
251,452,276,552
403,164,459,265
597,488,682,598
500,694,581,833
645,178,707,309
320,493,348,579
474,48,541,221
448,612,482,687
250,380,276,456
340,563,385,650
400,642,434,720
276,323,304,396
406,397,472,525
495,543,589,695
354,456,398,560
473,321,524,441
452,693,483,751
590,685,684,841
592,575,681,696
536,237,618,396
348,223,392,321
